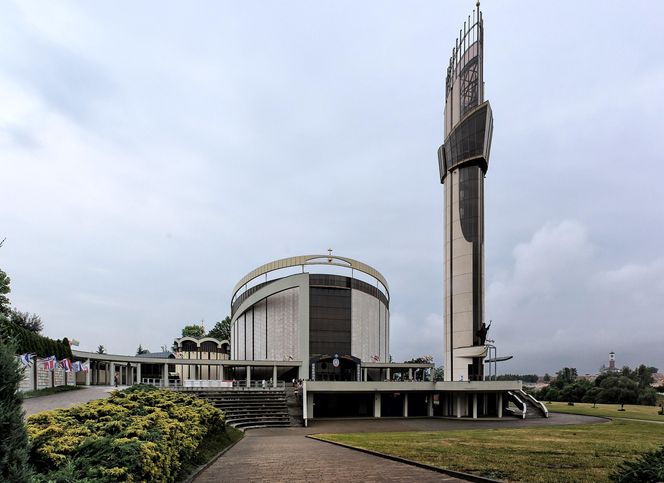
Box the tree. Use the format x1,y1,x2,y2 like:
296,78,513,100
0,339,32,482
8,309,42,333
136,345,149,355
208,316,231,341
181,324,205,338
96,345,106,354
0,269,11,316
543,373,551,382
433,366,445,382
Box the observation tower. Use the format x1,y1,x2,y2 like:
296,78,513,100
437,3,494,382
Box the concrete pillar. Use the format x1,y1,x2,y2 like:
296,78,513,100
498,393,503,418
136,363,141,385
219,364,225,380
363,367,368,382
246,365,251,387
427,393,434,417
409,368,413,380
386,368,391,381
109,362,115,386
307,392,314,420
85,359,91,386
374,393,381,418
473,393,478,419
456,394,462,418
403,393,409,417
163,364,169,387
272,365,278,388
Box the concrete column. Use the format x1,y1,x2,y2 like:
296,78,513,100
374,393,381,418
386,368,391,381
363,367,368,382
109,362,115,386
303,384,308,426
498,393,503,418
408,368,413,380
473,393,478,419
85,359,91,386
403,393,409,417
427,393,434,416
246,365,251,387
163,364,169,387
307,391,314,421
219,364,225,380
136,363,142,385
272,365,277,388
456,394,462,418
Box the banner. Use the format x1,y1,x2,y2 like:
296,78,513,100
44,355,57,371
19,353,35,366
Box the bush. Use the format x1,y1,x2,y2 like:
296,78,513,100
610,445,664,482
0,338,33,482
27,387,225,482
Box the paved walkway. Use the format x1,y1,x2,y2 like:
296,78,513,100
22,386,120,416
195,413,605,482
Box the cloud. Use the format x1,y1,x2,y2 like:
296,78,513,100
488,220,664,375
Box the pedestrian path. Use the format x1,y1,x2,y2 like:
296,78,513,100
22,386,118,417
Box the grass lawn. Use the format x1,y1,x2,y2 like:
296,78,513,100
21,385,83,399
547,401,664,422
314,420,664,482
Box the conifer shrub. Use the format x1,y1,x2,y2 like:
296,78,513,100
27,387,225,482
0,338,33,482
610,445,664,482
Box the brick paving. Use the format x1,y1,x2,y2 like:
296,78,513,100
194,428,465,482
195,413,606,482
22,385,119,416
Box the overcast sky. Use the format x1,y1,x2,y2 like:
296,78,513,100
1,1,663,375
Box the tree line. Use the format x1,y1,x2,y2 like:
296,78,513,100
534,365,660,406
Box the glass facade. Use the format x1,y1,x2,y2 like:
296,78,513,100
309,286,352,357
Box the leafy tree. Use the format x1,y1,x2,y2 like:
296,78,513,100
181,324,205,338
8,309,42,333
96,345,106,354
496,374,539,383
543,373,551,382
432,366,445,382
208,316,231,341
0,269,11,316
136,345,150,355
0,339,33,482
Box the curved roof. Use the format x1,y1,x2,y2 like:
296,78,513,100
232,254,389,299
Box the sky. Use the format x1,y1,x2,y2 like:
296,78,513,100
1,1,663,375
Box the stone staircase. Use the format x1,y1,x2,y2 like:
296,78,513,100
506,390,548,418
196,389,291,429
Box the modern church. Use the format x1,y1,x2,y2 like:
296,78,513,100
69,4,548,426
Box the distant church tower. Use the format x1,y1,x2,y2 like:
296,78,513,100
438,3,494,382
608,351,616,371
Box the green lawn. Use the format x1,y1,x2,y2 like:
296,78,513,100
547,401,664,422
314,420,664,482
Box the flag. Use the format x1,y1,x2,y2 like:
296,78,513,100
44,355,57,371
82,361,89,373
60,359,73,372
19,353,35,366
72,361,83,372
69,339,80,347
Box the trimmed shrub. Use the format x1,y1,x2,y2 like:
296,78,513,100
610,445,664,482
27,387,225,482
0,338,33,482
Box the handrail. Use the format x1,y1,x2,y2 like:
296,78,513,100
507,391,527,419
519,390,549,418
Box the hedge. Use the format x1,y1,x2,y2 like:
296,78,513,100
27,386,225,482
0,317,72,360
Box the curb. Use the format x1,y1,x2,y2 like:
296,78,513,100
306,434,501,483
184,429,244,483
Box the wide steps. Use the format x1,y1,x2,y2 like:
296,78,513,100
196,388,290,429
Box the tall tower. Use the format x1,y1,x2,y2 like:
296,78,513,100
438,3,493,382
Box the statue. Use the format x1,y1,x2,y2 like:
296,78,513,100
476,320,492,345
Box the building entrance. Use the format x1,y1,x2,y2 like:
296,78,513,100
310,354,360,381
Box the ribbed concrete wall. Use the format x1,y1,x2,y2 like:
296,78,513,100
351,289,388,362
